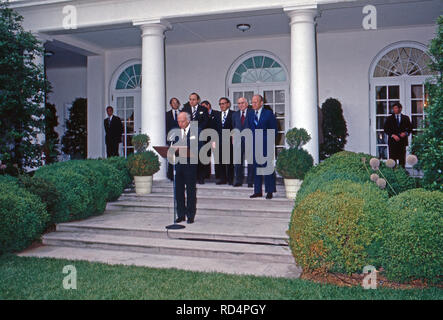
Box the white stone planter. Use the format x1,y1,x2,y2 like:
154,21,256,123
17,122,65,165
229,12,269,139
283,178,303,200
134,176,153,195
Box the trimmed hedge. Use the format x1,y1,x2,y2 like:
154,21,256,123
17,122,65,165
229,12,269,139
289,180,388,274
381,189,443,284
101,156,131,188
33,157,128,223
0,176,49,254
296,151,415,201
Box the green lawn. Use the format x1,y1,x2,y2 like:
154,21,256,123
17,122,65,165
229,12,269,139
0,255,441,300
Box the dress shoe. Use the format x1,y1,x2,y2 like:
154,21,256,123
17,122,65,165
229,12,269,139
248,184,253,188
233,183,242,187
250,193,262,198
175,217,186,223
198,179,205,185
187,217,194,224
266,193,273,199
216,180,227,185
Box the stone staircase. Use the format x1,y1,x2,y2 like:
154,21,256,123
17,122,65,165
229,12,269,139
19,180,302,278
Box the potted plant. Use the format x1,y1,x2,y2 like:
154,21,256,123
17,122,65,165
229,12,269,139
276,128,314,199
127,134,160,195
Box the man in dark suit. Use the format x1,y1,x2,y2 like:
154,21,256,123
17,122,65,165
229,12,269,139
212,97,234,185
201,100,218,180
166,97,181,181
104,106,123,158
174,112,200,224
232,97,254,187
248,95,277,199
182,92,209,184
383,102,412,168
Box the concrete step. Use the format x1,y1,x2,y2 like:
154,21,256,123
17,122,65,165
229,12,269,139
119,193,293,208
106,201,292,219
55,210,289,245
18,246,302,278
42,231,294,264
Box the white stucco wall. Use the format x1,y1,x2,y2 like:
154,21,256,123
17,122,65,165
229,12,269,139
85,24,436,158
46,66,87,139
317,25,436,153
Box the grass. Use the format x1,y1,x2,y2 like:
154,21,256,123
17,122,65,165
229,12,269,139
0,254,441,300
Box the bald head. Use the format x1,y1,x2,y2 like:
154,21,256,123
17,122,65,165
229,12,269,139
177,111,190,129
237,97,249,111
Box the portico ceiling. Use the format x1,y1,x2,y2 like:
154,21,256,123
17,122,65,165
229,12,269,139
40,0,441,68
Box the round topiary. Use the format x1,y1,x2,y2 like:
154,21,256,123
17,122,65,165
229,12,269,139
285,127,311,149
127,151,161,177
276,148,313,179
380,189,443,284
132,134,150,153
289,180,388,274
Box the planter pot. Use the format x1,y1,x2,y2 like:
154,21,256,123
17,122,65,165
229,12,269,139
134,176,153,195
283,178,303,200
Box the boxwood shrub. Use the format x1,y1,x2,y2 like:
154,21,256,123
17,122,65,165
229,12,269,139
0,176,49,254
380,189,443,284
101,156,132,188
296,151,415,200
289,180,388,274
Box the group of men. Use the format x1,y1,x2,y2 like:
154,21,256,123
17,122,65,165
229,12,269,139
165,92,277,224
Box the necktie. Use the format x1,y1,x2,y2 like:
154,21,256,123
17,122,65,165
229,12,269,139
174,110,177,121
397,115,401,126
222,111,227,127
192,107,197,120
241,111,245,126
254,111,259,126
108,117,112,126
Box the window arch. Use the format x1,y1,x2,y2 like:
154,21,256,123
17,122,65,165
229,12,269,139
115,63,141,89
369,42,434,162
231,55,287,84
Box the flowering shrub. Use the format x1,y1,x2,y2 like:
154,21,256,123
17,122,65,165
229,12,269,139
127,151,161,177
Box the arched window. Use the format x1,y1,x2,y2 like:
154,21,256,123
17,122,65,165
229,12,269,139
373,47,433,78
231,55,287,84
227,51,289,159
110,61,142,157
370,42,434,162
115,64,142,89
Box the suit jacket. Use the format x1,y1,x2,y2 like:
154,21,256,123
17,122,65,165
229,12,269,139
383,113,412,147
166,109,179,143
104,116,123,144
182,104,209,130
232,108,252,131
212,109,234,134
247,107,277,157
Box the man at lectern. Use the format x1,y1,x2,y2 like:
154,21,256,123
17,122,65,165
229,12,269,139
173,112,199,224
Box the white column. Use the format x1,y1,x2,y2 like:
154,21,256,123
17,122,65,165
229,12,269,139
285,6,319,164
134,19,171,180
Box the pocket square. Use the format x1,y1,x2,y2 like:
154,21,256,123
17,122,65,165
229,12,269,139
199,111,203,114
190,136,196,140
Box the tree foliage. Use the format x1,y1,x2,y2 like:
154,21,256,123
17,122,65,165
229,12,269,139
410,16,443,191
0,2,51,173
319,98,348,160
61,98,87,159
43,102,60,164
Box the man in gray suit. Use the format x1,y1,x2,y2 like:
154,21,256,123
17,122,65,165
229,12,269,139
232,97,254,187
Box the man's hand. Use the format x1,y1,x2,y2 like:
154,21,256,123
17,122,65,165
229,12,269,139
400,132,407,138
392,134,400,142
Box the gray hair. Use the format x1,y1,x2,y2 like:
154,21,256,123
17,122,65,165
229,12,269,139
179,111,191,121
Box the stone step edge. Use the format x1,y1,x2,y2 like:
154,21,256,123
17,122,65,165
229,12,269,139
42,232,293,263
56,224,290,245
17,246,302,279
109,201,293,213
120,193,291,202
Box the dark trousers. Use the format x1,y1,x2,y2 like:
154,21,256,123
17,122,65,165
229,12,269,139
167,163,174,181
253,162,276,194
216,142,234,184
175,163,197,220
234,142,254,185
106,141,119,158
388,143,407,168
